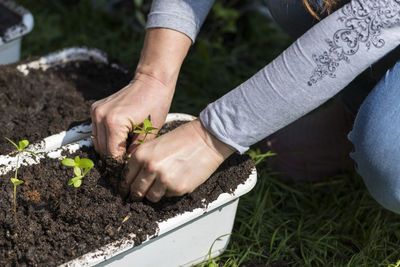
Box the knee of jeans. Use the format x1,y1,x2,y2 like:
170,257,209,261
349,127,400,214
348,62,400,214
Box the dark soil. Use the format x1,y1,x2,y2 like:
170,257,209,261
0,3,21,37
0,121,255,266
0,60,132,154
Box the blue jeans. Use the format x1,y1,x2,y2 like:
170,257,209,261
348,61,400,214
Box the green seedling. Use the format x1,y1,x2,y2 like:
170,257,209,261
5,138,38,223
61,156,94,188
132,118,159,144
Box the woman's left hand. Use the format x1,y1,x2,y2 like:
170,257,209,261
119,119,235,202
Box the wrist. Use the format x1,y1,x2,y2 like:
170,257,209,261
131,72,175,96
134,65,178,88
135,28,191,87
191,119,235,161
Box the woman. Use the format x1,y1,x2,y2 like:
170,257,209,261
90,0,400,214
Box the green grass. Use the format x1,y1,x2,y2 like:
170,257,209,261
14,0,400,265
199,152,400,266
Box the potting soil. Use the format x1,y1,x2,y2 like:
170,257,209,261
0,121,254,266
0,59,255,266
0,60,131,154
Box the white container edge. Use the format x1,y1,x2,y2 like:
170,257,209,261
0,0,34,45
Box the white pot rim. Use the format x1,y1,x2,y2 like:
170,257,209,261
0,0,34,45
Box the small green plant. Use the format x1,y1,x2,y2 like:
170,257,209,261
132,118,159,144
61,156,94,188
5,138,38,223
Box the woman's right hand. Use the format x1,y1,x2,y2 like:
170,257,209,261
90,28,192,160
90,73,174,160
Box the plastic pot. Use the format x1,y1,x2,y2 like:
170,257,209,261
0,114,257,267
0,0,34,65
0,48,257,266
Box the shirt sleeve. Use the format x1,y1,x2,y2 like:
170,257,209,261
200,0,400,154
146,0,215,43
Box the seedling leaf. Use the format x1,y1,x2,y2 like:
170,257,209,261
68,176,83,186
4,137,19,151
71,176,83,183
133,130,146,134
146,127,158,131
7,138,36,224
143,119,151,129
74,180,82,187
78,159,94,168
10,178,23,186
62,158,76,167
74,166,82,176
62,156,93,188
19,140,29,150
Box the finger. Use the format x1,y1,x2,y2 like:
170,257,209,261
106,124,128,161
165,188,187,198
126,142,139,157
165,190,175,198
146,178,167,203
129,167,157,200
90,108,99,152
119,158,142,199
91,121,99,151
126,131,159,156
164,187,192,198
126,132,146,156
96,119,108,156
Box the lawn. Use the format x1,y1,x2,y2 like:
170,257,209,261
15,0,400,266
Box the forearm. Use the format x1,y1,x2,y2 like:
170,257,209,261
135,28,191,88
146,0,215,43
141,0,216,86
200,0,400,153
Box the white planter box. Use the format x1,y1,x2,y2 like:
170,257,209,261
1,115,257,267
0,0,34,65
0,49,257,266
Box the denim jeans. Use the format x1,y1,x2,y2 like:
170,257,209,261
348,61,400,214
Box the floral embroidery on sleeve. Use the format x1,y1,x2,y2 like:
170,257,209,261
308,0,400,86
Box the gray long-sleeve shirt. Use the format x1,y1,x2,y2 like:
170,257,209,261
147,0,400,153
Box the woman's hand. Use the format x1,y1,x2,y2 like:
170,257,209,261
90,28,192,160
119,119,235,202
90,73,173,159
